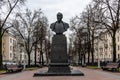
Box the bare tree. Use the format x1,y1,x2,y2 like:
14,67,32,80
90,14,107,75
13,8,47,67
33,17,48,66
80,3,106,64
44,28,51,64
93,0,120,62
70,16,81,64
80,8,92,64
80,6,96,64
44,37,51,64
36,17,48,66
70,4,104,64
70,16,89,65
0,0,26,69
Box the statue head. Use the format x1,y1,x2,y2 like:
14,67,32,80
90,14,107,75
57,12,63,22
50,12,69,34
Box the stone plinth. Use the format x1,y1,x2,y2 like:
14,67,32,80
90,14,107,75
48,35,71,73
50,35,68,63
34,34,84,76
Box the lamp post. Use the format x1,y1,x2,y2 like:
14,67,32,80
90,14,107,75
97,38,100,68
33,30,37,66
23,54,26,70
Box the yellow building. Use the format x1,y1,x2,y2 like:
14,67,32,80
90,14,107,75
2,32,18,62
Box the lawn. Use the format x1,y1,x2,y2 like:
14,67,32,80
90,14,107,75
0,70,6,74
86,66,120,72
86,66,100,69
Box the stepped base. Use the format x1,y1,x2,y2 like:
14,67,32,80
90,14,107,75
48,63,71,73
33,70,84,76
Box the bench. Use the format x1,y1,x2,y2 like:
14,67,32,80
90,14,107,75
101,62,119,71
6,65,23,73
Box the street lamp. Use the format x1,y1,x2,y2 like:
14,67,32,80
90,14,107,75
97,38,100,68
23,54,26,70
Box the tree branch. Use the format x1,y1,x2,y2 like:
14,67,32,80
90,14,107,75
106,0,115,27
1,0,19,29
1,25,13,37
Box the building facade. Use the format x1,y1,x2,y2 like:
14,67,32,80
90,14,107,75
94,29,120,62
2,32,18,62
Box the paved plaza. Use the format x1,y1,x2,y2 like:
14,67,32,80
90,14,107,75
0,67,120,80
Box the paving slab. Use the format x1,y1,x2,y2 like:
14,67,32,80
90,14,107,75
0,67,120,80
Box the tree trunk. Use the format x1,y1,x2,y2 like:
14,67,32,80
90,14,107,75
41,51,44,66
0,28,3,69
34,43,37,66
78,47,81,65
87,19,91,64
78,52,81,65
87,42,91,64
28,53,30,67
84,54,86,64
88,51,90,64
91,49,94,64
46,50,49,64
112,31,116,62
91,32,94,64
45,40,49,64
80,53,82,65
39,40,44,66
40,51,44,65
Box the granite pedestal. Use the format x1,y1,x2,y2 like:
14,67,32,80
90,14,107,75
34,35,84,76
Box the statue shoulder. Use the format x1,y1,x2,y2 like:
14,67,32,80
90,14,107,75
63,22,69,28
62,21,68,25
50,22,55,26
50,22,56,29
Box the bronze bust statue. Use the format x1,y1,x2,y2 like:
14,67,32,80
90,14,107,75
50,12,69,35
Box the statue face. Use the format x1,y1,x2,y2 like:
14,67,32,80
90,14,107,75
57,13,63,22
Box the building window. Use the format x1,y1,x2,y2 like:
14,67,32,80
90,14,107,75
118,36,119,42
10,38,12,43
118,45,119,50
25,55,26,58
14,40,16,45
20,54,22,60
10,53,12,58
118,54,120,58
13,39,14,43
3,43,4,47
10,46,12,51
30,60,32,63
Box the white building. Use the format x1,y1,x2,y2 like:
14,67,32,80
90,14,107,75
94,29,120,62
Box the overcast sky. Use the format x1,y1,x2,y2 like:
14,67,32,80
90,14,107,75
26,0,91,24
